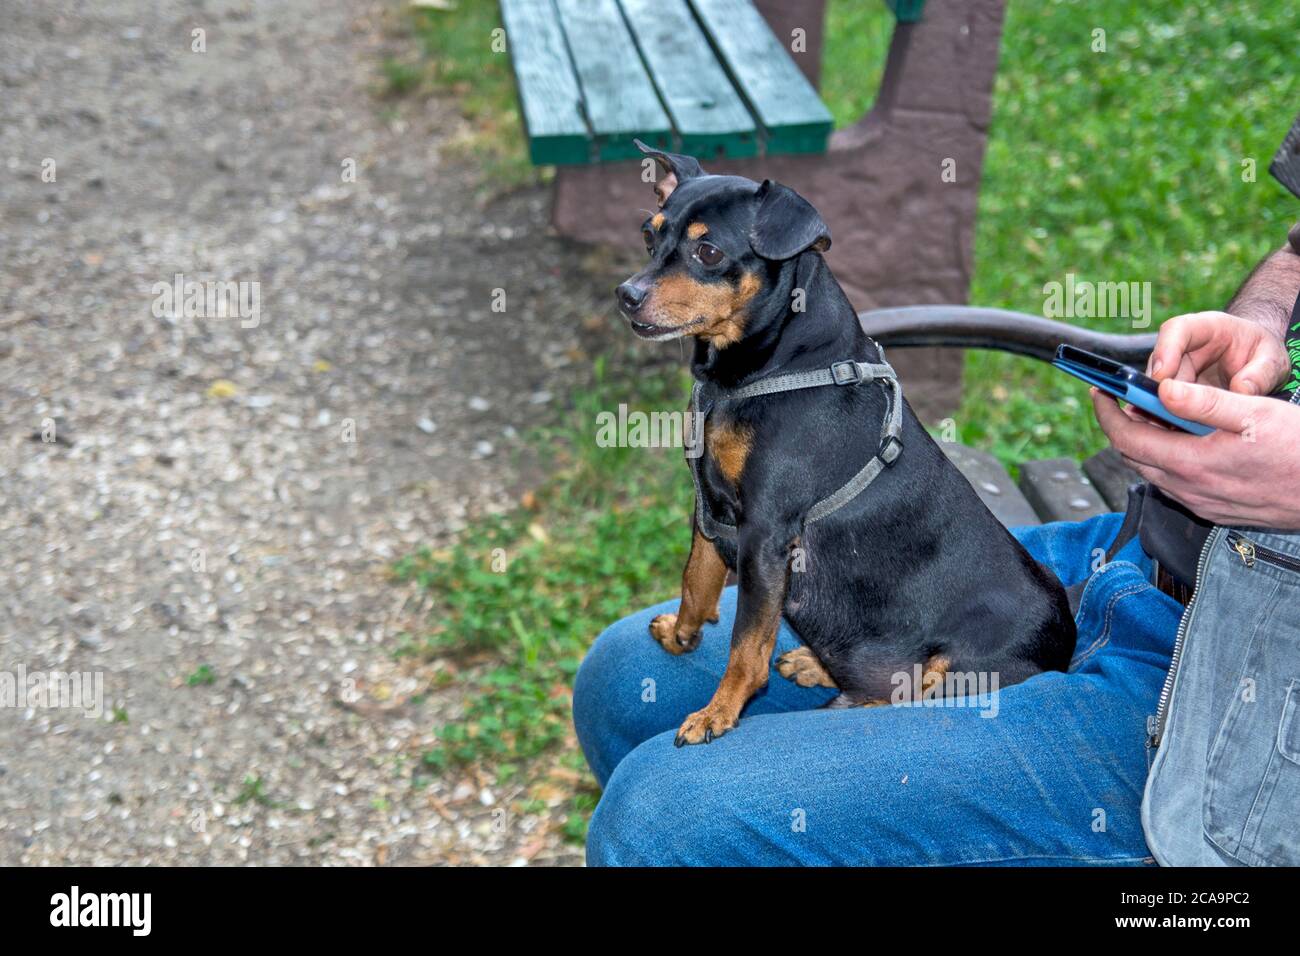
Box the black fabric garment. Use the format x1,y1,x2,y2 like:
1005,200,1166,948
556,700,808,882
1269,110,1300,201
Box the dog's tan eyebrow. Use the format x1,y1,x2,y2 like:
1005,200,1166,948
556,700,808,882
687,222,709,240
651,213,665,230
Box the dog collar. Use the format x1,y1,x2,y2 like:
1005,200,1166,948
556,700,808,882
687,353,904,541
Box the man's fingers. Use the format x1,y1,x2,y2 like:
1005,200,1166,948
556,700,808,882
1147,312,1228,380
1090,388,1185,466
1091,385,1230,483
1228,351,1289,396
1119,452,1168,485
1157,378,1259,431
1119,401,1146,422
1173,354,1199,384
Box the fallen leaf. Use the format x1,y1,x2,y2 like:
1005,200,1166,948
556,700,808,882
427,794,456,822
519,828,549,861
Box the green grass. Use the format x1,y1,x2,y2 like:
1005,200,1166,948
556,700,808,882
392,359,691,833
397,0,1300,806
186,664,216,687
379,56,424,98
233,775,279,808
407,1,539,190
821,3,895,128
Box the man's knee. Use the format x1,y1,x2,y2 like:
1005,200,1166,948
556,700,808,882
585,734,705,866
573,608,665,786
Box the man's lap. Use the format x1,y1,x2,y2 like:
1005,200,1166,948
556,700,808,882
574,513,1185,865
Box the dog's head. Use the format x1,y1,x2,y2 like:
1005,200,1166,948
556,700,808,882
615,140,830,347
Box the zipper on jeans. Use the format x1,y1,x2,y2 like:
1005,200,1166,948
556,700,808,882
1225,530,1300,573
1148,526,1221,750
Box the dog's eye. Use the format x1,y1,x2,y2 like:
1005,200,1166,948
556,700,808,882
642,228,655,254
695,241,724,266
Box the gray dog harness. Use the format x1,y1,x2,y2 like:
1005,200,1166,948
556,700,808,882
687,355,904,541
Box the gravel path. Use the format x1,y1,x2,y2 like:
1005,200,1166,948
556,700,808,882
0,0,607,865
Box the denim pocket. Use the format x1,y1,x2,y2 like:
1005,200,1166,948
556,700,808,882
1068,560,1177,673
1202,602,1300,866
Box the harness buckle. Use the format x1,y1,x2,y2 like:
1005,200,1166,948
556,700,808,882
879,434,903,465
830,360,861,385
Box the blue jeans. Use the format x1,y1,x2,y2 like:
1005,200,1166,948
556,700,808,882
573,513,1186,865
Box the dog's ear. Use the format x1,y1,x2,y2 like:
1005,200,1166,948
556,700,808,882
634,139,704,207
749,179,831,260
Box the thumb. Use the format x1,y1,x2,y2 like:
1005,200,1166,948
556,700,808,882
1159,378,1258,432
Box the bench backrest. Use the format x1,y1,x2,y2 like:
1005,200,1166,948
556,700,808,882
502,0,921,165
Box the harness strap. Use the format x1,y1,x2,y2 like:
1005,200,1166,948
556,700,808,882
687,355,904,541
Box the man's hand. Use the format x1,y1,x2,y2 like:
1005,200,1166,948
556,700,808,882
1145,311,1291,395
1093,308,1300,527
1092,377,1300,529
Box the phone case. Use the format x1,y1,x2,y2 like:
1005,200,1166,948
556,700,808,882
1052,358,1215,436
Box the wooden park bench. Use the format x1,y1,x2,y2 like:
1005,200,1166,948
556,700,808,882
860,305,1150,527
500,0,923,165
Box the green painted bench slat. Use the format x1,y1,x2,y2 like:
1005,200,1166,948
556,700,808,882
505,0,904,165
687,0,834,155
621,0,759,159
500,0,591,166
554,0,673,162
885,0,926,23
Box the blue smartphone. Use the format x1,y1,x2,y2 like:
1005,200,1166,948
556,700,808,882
1053,344,1215,436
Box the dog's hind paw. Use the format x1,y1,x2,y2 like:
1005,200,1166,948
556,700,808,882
649,613,702,655
776,647,838,689
824,694,889,709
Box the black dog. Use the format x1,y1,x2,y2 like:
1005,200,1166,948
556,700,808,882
615,142,1076,746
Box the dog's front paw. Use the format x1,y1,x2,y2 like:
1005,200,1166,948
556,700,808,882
674,704,738,746
649,613,702,655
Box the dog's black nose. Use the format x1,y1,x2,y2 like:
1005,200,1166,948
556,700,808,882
616,282,646,313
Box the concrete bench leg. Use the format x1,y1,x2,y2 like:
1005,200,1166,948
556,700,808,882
552,0,1008,421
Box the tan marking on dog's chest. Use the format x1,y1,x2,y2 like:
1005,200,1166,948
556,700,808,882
706,420,753,484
